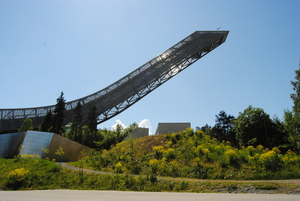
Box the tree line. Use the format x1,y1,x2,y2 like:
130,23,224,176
197,65,300,154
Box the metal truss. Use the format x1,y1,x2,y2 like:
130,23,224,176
0,31,229,132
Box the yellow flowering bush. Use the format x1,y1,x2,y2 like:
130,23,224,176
193,157,201,162
195,130,204,137
246,146,256,156
161,148,176,160
149,159,159,166
149,159,159,173
7,168,29,182
225,149,235,157
281,150,300,165
161,157,167,162
152,145,164,159
191,157,201,168
115,162,123,173
20,154,41,159
258,148,281,171
202,148,210,154
115,162,123,168
259,150,276,162
152,146,163,151
256,145,265,152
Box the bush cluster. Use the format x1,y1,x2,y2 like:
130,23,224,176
74,129,300,180
0,157,237,192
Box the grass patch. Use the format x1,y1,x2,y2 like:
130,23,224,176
1,158,299,194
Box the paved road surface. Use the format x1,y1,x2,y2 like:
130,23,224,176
0,190,299,201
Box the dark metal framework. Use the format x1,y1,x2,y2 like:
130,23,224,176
0,31,229,132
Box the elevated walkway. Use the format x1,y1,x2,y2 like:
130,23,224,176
0,31,229,132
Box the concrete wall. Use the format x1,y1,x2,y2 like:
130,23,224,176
0,132,25,158
47,134,92,162
129,128,149,139
155,123,191,135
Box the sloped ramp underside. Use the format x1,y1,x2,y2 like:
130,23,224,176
0,31,229,132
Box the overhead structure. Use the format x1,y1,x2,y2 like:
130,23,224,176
0,31,229,132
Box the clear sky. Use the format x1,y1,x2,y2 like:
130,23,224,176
1,0,299,134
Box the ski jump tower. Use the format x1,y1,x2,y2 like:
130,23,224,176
0,31,229,132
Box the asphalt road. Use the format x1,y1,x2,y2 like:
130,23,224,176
0,190,299,201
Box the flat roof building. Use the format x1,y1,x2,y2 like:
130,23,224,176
129,128,149,139
155,123,191,135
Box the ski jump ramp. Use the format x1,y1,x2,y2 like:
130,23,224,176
0,31,229,132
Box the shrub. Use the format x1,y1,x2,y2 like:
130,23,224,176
258,148,281,171
70,128,300,180
5,167,37,190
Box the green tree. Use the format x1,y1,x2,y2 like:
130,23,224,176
18,118,34,132
87,105,98,132
95,123,138,150
82,105,99,147
284,66,300,153
233,106,273,148
213,110,236,144
123,122,139,138
70,102,84,142
39,110,53,132
51,92,66,135
271,116,288,148
198,124,211,132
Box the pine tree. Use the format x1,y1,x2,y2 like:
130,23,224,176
87,105,98,132
83,105,99,147
71,102,83,141
51,92,66,135
18,118,34,132
214,110,235,143
39,110,53,132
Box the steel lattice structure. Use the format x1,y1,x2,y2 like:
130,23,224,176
0,31,229,132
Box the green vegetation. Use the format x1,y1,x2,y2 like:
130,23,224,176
2,121,300,192
283,67,300,153
72,129,300,180
18,118,34,132
1,157,299,193
7,58,300,193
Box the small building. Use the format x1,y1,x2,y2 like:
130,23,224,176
0,130,92,161
129,127,149,139
155,123,191,135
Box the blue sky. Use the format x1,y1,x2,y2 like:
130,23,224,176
1,0,299,134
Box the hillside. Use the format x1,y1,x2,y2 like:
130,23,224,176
75,128,300,180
